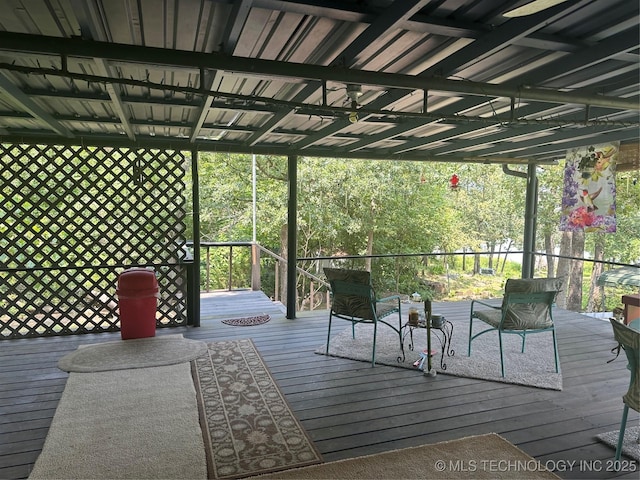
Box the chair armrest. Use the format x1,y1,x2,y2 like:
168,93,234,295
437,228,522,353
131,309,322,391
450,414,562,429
471,299,501,310
378,294,401,303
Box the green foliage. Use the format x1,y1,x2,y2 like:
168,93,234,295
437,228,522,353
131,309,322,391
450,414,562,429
190,153,639,309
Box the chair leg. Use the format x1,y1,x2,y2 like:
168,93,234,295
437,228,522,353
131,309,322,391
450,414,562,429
521,331,526,353
468,316,474,356
499,330,505,377
371,321,378,367
615,404,629,462
397,312,404,355
326,314,333,355
351,319,356,339
552,328,559,373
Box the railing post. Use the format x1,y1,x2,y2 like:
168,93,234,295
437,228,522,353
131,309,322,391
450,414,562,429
251,243,261,291
228,246,233,291
274,261,280,302
310,281,314,310
205,245,211,293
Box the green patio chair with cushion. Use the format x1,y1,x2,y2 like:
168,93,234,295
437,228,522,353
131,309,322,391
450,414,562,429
609,319,640,462
468,277,564,377
324,267,404,367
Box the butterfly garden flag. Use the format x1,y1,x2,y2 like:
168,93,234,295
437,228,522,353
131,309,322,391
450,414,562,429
560,142,618,232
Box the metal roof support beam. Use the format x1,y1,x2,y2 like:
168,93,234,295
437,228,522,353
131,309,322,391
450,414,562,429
190,0,254,143
94,59,136,140
290,1,636,150
243,0,431,146
379,26,640,156
0,131,554,164
71,0,136,141
0,32,636,111
0,72,73,138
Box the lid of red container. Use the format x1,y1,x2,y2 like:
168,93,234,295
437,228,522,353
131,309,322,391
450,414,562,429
117,268,158,292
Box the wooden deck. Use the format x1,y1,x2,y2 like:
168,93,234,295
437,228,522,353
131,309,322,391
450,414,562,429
1,290,638,479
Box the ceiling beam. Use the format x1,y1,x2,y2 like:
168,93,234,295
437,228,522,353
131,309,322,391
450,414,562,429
0,72,74,138
242,0,432,146
72,0,136,140
0,131,555,164
190,0,253,143
22,88,281,113
325,16,640,157
461,126,638,159
248,0,593,52
291,0,602,150
0,31,636,111
94,59,136,140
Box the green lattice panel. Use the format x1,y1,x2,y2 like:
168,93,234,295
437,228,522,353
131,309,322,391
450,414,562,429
0,144,189,338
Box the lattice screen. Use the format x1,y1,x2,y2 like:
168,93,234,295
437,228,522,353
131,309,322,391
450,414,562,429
0,144,190,338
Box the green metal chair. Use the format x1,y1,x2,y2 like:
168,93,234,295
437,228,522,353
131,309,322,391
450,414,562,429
324,267,403,367
468,277,563,377
609,319,640,462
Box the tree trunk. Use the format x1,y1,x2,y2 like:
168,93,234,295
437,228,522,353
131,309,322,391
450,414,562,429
555,231,572,308
586,234,605,312
544,233,555,278
279,223,288,305
473,253,480,274
365,229,374,272
488,242,495,269
566,230,585,311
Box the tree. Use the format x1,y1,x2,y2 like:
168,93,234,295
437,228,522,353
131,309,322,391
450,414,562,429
586,234,606,312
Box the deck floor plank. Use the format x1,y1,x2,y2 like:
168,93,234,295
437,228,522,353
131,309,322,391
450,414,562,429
0,290,637,479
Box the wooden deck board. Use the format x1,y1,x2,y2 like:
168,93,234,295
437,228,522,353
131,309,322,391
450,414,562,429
0,290,638,479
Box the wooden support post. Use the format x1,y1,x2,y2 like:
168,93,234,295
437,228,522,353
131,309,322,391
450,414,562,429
251,243,261,291
275,262,280,302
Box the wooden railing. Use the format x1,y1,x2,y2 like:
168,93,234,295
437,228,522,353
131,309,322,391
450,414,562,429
191,241,329,310
188,241,638,313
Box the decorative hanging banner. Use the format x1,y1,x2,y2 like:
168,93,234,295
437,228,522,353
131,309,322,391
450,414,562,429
560,142,618,232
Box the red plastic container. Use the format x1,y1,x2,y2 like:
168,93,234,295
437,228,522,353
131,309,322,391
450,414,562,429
116,268,159,340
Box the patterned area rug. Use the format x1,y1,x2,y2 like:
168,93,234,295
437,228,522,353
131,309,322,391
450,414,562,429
192,339,322,479
221,315,271,326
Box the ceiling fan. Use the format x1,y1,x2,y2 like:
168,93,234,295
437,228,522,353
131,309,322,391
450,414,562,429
502,0,570,18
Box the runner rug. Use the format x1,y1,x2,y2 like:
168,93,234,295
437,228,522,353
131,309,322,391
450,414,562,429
29,362,208,479
192,338,323,479
316,319,562,390
30,338,321,479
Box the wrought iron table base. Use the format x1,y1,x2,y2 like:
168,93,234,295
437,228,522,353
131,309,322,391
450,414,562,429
402,319,455,370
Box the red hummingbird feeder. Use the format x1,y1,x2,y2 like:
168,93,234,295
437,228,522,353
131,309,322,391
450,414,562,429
449,174,460,190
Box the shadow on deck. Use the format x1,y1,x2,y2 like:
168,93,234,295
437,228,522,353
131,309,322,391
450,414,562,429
1,290,638,479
